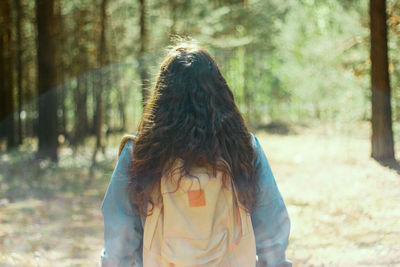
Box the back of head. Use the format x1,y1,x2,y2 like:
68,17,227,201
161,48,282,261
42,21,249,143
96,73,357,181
130,41,258,216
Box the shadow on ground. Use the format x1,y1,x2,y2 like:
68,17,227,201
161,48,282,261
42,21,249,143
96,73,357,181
256,121,298,135
377,158,400,175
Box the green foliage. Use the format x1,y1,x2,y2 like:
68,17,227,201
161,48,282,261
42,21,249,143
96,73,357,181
121,0,377,126
4,0,400,147
267,0,369,123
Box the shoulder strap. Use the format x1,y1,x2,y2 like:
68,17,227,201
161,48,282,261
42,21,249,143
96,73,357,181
230,178,249,244
118,134,137,157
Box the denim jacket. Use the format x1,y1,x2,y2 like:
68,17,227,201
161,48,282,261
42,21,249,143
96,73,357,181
101,134,292,266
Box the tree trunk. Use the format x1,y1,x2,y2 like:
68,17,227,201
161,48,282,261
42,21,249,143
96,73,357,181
24,62,35,138
168,0,177,35
71,12,89,146
118,64,127,131
36,0,58,161
56,0,67,139
370,0,394,160
243,47,252,127
104,68,111,132
92,0,108,167
138,0,150,107
72,75,88,146
0,4,6,143
16,0,23,145
1,0,17,150
59,79,67,137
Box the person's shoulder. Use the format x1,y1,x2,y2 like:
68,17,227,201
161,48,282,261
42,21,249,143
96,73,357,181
249,132,259,149
249,132,266,162
118,132,138,157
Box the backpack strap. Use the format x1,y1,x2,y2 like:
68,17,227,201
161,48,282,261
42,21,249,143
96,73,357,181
144,172,167,250
118,134,137,157
230,178,249,244
143,202,162,250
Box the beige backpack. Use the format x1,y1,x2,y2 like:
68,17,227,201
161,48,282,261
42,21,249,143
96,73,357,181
142,158,256,267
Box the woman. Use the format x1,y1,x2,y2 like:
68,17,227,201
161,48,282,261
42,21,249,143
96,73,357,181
101,42,291,266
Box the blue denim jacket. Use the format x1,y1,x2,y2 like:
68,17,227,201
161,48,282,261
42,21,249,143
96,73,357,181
101,134,292,266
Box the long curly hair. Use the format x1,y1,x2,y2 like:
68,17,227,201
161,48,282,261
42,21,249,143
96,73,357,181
129,42,258,216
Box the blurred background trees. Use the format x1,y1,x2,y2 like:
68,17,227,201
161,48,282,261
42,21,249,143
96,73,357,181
2,2,400,265
0,0,399,162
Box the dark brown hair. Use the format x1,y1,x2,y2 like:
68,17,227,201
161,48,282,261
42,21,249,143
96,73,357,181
129,42,258,216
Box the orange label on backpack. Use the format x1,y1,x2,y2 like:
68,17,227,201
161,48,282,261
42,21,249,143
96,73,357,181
188,189,206,207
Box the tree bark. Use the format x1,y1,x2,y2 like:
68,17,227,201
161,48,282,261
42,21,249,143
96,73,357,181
72,75,88,146
138,0,150,107
168,0,177,35
370,0,394,160
92,0,108,166
16,0,23,145
118,64,127,131
0,3,6,142
36,0,58,160
1,0,17,150
71,12,89,146
56,0,67,139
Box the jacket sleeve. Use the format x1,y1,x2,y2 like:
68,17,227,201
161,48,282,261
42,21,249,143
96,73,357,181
250,134,292,267
100,140,143,267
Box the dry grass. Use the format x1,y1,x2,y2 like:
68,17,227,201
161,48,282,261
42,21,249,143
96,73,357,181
259,122,400,266
0,121,399,266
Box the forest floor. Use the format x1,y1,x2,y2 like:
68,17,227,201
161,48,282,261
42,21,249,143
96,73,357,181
0,121,399,266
